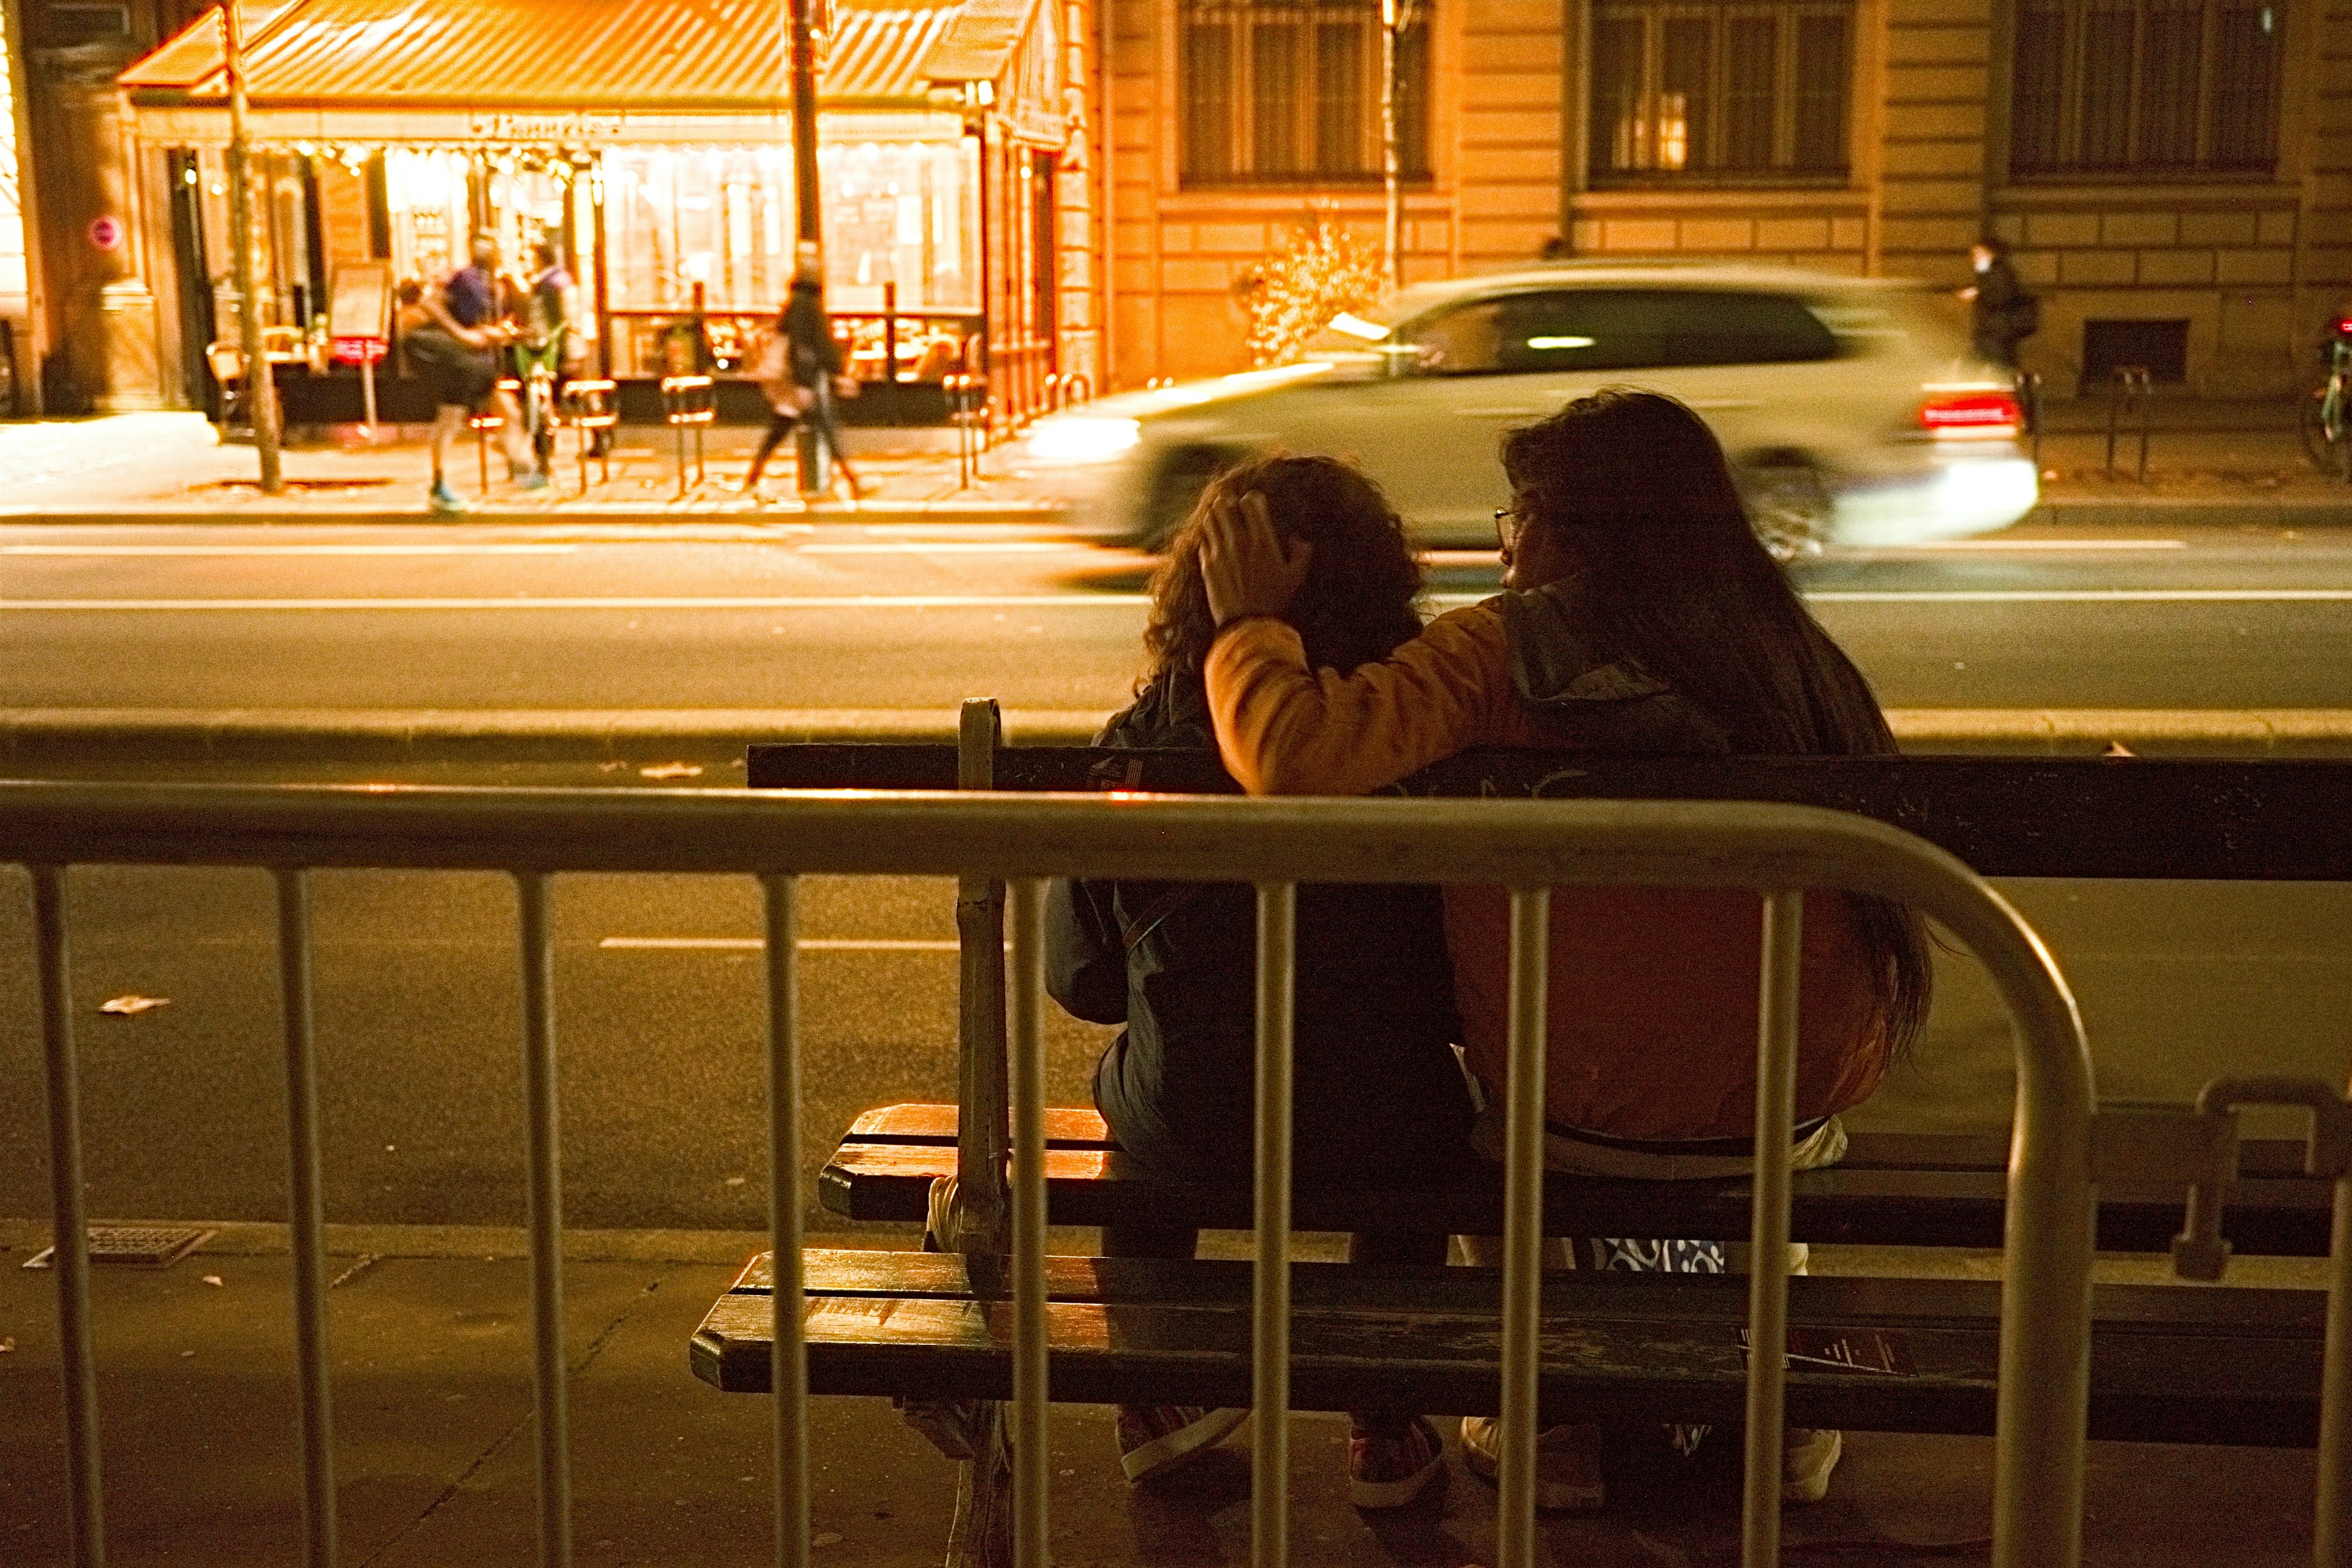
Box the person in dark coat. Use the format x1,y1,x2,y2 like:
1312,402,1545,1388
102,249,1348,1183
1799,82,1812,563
740,249,865,501
1046,453,1476,1505
1962,236,2036,369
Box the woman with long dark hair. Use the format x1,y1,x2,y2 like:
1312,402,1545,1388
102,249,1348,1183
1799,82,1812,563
1047,453,1474,1506
1196,389,1931,1512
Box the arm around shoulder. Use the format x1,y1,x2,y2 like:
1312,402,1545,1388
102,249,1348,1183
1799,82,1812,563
1204,605,1511,795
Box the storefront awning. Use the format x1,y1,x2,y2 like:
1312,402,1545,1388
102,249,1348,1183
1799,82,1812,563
120,0,992,146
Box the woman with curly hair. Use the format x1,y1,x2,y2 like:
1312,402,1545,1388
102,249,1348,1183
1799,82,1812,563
1046,453,1473,1506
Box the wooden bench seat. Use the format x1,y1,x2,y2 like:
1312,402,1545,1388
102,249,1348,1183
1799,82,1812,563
820,1102,2340,1256
692,1248,2328,1448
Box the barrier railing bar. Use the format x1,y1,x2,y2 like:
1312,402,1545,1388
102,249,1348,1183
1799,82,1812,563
273,867,340,1568
5,783,2095,1568
1497,886,1550,1568
34,864,106,1568
761,873,811,1568
2321,1174,2352,1568
1252,881,1297,1568
1741,890,1803,1568
1007,878,1051,1568
515,872,573,1568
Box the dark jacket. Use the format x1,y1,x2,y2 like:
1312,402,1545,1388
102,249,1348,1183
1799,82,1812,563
782,283,842,384
1971,256,2034,363
1045,669,1474,1185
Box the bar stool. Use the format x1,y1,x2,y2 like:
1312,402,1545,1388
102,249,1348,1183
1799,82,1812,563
660,374,716,497
559,379,619,493
470,377,522,494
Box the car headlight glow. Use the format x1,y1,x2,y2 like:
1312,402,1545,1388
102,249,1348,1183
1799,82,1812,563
1026,416,1143,466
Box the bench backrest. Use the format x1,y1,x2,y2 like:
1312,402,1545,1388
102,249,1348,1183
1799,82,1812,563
748,745,2352,880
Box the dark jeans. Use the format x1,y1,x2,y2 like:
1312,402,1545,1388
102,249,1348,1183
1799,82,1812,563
744,396,859,489
1100,1221,1444,1430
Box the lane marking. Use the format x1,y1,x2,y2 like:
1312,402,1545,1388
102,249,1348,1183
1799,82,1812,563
600,936,962,951
1881,538,2187,551
0,543,579,556
4,588,2348,611
0,594,1154,610
797,541,1080,554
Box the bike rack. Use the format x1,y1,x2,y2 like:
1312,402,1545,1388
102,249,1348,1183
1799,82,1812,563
559,379,619,494
660,374,717,497
2105,366,2152,481
947,372,989,491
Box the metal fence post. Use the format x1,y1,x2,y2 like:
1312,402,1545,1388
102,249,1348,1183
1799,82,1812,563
761,874,812,1568
515,872,572,1568
1497,886,1550,1568
1253,881,1298,1568
1741,891,1803,1568
274,867,339,1568
955,700,1010,1254
1006,879,1051,1568
34,864,105,1568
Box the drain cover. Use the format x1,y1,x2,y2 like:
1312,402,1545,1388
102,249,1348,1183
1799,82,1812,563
23,1226,215,1270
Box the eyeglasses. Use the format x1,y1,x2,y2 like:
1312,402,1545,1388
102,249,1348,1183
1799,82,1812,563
1493,503,1534,552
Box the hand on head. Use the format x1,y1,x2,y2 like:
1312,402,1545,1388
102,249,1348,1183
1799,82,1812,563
1199,490,1313,627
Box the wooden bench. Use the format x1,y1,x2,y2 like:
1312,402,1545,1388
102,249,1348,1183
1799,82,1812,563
694,723,2352,1555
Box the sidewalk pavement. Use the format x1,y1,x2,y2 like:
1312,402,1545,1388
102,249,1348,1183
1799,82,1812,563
0,1217,2330,1566
1,399,2348,526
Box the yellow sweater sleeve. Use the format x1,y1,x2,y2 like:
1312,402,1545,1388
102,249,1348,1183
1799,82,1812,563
1203,606,1510,796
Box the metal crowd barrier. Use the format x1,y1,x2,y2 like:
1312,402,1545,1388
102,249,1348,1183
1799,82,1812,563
13,780,2100,1568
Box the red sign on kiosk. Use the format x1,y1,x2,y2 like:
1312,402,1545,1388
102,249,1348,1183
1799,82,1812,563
331,337,388,366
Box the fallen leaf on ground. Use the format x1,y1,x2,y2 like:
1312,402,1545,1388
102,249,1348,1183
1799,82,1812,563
99,995,170,1016
724,1175,747,1186
2103,741,2135,758
639,762,704,780
0,1336,15,1352
202,1275,223,1287
812,1534,843,1550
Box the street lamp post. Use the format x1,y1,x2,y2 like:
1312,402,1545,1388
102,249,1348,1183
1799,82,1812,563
787,0,827,496
1379,0,1417,294
221,0,284,493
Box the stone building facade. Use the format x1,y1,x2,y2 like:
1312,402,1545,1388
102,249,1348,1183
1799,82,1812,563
1102,0,2346,396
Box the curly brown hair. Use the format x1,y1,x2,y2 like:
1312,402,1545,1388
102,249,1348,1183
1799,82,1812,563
1140,454,1427,689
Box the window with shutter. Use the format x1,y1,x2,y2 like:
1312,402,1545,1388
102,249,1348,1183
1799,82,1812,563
1587,1,1854,184
1179,0,1431,186
2005,0,2282,177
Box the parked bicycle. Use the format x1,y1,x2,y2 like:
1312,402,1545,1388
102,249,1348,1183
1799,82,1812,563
2297,315,2352,480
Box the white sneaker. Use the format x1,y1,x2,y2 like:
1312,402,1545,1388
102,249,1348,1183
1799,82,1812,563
1458,1417,1604,1512
1782,1427,1842,1503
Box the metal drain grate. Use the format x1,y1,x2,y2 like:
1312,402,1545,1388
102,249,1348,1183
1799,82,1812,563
23,1226,215,1270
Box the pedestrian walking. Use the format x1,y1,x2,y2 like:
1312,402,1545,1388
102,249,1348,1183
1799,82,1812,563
402,233,545,513
1959,236,2038,370
739,248,865,502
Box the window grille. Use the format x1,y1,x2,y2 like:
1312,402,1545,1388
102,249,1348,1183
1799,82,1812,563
2008,0,2281,176
1180,0,1430,186
1588,1,1853,183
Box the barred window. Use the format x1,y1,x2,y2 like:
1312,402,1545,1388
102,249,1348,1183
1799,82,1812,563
2010,0,2281,176
1181,0,1430,186
1588,1,1853,183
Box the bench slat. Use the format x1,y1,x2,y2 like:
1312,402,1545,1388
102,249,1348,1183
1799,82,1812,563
692,1250,2324,1446
833,1104,2319,1178
747,748,2352,881
816,1142,2337,1254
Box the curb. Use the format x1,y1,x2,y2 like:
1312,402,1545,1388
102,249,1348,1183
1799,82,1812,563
2029,498,2352,527
10,707,2352,764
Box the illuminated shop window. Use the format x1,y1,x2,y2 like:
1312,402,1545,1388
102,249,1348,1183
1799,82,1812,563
1588,1,1852,183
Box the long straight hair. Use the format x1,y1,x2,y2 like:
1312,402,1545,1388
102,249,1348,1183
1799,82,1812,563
1501,389,1932,1055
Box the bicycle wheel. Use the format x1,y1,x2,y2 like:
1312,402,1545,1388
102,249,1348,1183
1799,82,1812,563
2301,386,2352,479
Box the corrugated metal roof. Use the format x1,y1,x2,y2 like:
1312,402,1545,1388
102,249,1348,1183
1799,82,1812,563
121,0,962,110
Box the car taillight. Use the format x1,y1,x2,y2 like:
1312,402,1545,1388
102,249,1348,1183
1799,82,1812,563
1920,388,2021,437
2335,318,2352,336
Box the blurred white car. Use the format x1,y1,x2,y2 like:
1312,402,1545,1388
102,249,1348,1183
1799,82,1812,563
1015,262,2038,553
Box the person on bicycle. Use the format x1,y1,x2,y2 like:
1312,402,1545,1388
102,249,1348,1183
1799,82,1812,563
519,240,588,466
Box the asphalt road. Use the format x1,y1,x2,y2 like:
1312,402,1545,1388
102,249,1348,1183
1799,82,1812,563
3,516,2351,714
1,513,2348,1232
